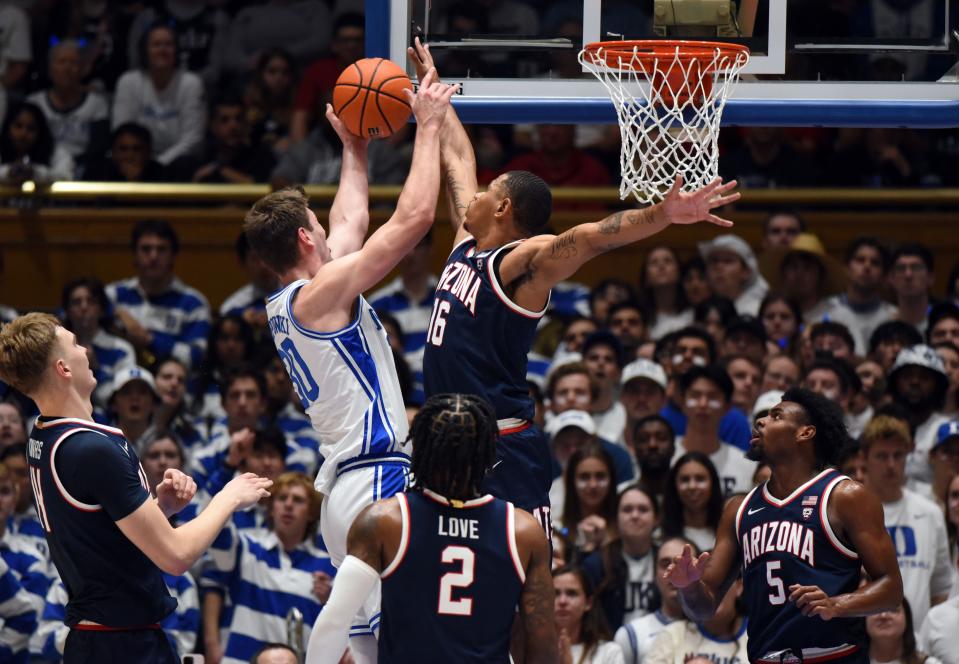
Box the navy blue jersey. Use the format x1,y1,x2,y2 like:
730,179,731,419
735,468,865,663
379,490,525,663
422,238,548,421
27,417,175,627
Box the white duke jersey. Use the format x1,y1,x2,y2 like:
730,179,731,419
266,281,410,494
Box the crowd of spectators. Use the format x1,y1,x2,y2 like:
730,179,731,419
1,206,959,660
0,0,957,190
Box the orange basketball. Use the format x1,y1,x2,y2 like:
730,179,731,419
333,58,413,139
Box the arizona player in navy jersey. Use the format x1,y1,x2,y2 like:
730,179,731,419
409,39,740,529
665,388,902,663
0,313,271,663
306,394,557,664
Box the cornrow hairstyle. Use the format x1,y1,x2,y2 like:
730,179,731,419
408,393,498,501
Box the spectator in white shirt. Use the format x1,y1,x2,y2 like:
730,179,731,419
868,600,942,664
554,565,625,664
582,332,628,443
0,2,31,117
699,235,768,317
759,233,847,324
112,22,205,165
890,244,935,335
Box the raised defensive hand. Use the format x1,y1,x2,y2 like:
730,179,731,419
407,36,437,82
664,543,711,589
404,67,459,132
662,175,740,227
326,103,370,148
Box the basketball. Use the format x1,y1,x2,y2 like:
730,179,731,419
333,58,413,139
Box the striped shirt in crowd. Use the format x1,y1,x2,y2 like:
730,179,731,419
368,275,437,405
105,276,211,369
30,573,199,661
0,556,38,663
202,526,335,664
89,329,136,408
7,508,48,560
0,532,52,618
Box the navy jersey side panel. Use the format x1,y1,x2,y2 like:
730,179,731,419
28,418,175,627
737,469,865,662
379,492,524,663
422,239,544,421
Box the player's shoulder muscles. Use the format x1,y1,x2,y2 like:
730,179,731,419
705,494,746,595
827,479,892,562
513,507,549,570
346,495,403,573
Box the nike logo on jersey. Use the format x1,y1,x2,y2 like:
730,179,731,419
748,507,765,515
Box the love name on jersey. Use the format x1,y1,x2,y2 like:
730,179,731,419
741,520,815,567
437,515,480,540
437,261,481,315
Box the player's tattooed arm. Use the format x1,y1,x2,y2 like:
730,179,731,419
515,513,559,664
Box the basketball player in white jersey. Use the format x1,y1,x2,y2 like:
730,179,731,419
244,69,457,664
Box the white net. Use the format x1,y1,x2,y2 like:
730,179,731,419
579,41,749,204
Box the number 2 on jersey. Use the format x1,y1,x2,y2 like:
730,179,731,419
437,545,474,616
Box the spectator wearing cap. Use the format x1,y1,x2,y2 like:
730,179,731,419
861,416,953,628
107,365,159,449
607,300,648,362
630,415,676,503
721,315,768,365
822,237,897,355
674,365,756,497
927,303,959,348
699,234,769,317
658,327,752,451
761,210,805,250
809,321,856,363
546,410,601,522
750,389,784,423
871,321,924,372
759,354,800,394
106,219,212,370
927,422,959,508
887,345,952,489
722,355,761,416
619,359,667,450
931,342,959,418
759,233,847,324
0,400,26,449
582,331,628,442
891,244,936,335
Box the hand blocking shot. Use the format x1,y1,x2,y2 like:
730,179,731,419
0,314,272,664
664,388,902,664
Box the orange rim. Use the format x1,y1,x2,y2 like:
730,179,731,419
582,39,750,72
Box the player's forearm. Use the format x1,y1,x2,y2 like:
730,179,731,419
831,574,902,618
678,581,720,622
329,142,370,236
394,125,442,227
167,492,241,573
582,205,670,257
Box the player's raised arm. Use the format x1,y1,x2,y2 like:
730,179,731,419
788,481,902,619
325,103,371,259
515,510,560,664
665,494,744,621
408,37,477,244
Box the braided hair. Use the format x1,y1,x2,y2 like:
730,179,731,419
409,394,498,501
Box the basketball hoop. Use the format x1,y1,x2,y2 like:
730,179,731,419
579,40,749,204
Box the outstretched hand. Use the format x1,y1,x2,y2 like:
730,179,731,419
326,103,370,149
664,544,710,589
407,36,437,82
404,68,459,131
662,175,740,227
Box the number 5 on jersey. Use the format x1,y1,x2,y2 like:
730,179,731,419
427,300,451,347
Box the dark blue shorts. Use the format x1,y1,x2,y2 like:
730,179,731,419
481,423,552,529
64,627,177,664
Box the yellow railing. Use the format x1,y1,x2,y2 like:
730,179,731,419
1,182,959,206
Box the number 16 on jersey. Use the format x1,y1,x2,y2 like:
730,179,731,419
427,300,451,347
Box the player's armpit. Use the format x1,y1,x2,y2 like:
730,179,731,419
516,515,559,664
827,480,903,617
346,497,403,572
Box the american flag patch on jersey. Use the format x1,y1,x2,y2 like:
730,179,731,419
802,495,818,506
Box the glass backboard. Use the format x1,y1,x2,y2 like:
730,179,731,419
371,0,959,126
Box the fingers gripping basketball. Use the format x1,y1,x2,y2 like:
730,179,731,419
333,58,413,139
